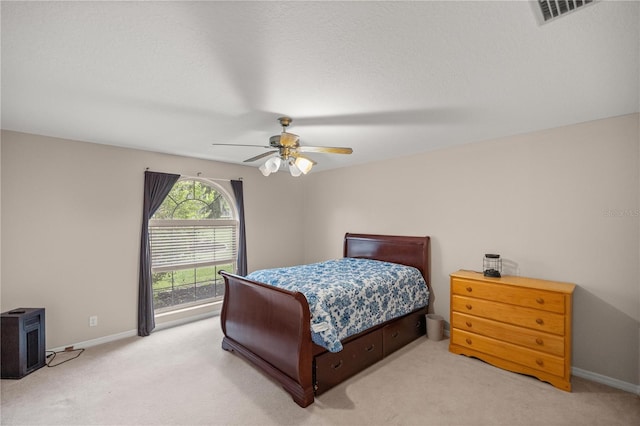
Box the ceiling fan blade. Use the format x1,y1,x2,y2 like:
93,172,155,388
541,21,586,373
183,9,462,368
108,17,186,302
243,150,277,163
212,143,270,148
299,146,353,154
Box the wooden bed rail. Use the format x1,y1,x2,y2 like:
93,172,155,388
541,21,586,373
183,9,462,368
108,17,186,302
219,271,315,407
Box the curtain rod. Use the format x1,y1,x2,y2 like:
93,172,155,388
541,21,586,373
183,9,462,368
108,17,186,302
145,168,242,182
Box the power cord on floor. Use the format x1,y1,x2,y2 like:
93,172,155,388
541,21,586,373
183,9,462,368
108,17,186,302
46,348,84,367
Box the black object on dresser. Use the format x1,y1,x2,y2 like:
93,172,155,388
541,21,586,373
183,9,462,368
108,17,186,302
1,308,46,379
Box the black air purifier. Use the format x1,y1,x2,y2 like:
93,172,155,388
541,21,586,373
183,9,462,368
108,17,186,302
1,308,46,379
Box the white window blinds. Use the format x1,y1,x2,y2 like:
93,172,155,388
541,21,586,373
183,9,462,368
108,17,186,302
149,219,238,272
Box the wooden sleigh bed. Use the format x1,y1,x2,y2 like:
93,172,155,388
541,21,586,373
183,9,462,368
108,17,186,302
219,233,431,407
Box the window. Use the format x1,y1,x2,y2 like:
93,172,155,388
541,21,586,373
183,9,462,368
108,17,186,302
149,178,237,312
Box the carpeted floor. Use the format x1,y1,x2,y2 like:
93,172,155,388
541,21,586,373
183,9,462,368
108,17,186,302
1,317,639,425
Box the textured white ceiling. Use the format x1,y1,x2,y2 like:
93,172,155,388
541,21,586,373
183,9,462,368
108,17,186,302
2,1,638,172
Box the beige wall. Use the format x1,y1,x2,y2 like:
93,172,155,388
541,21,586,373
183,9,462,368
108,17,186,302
0,131,305,348
302,114,640,386
2,114,639,387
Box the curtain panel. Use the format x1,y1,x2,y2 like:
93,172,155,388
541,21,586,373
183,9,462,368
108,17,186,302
231,179,248,276
138,171,180,336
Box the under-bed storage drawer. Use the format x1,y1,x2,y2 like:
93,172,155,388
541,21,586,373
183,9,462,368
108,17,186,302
314,328,382,394
383,310,426,357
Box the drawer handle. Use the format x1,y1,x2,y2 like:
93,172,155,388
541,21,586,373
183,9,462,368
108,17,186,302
331,360,343,370
536,318,544,325
465,321,472,328
365,344,375,352
465,338,472,345
536,297,545,305
536,338,544,346
392,331,399,338
535,359,544,366
466,286,473,293
465,304,473,310
416,321,422,329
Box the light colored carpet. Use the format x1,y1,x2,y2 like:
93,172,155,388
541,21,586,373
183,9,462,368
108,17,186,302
1,317,638,425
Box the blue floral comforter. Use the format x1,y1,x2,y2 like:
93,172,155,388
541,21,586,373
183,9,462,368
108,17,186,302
246,257,429,352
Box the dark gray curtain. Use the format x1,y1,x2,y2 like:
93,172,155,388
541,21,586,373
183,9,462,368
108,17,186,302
138,171,180,336
231,179,248,276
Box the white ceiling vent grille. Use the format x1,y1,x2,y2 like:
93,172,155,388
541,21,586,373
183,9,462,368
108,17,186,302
536,0,596,23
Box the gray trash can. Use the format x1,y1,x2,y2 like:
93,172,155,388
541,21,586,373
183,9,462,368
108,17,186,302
426,314,444,341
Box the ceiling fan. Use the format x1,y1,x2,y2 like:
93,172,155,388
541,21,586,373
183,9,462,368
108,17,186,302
212,116,353,177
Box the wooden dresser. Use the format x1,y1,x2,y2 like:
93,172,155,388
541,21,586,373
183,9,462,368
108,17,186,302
449,270,575,391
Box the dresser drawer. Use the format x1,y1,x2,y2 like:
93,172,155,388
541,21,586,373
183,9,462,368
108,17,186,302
451,312,564,357
452,278,566,314
451,329,565,377
315,328,383,394
452,295,565,335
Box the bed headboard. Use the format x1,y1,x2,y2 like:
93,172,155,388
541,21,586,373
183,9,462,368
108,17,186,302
343,233,430,283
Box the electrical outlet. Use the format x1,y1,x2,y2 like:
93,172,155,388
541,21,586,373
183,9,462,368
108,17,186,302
89,315,98,327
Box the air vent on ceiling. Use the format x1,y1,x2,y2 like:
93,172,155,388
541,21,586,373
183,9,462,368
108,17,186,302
537,0,595,23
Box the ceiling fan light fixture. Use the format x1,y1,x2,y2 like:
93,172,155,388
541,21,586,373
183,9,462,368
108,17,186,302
294,156,314,175
288,160,303,177
267,156,282,172
258,162,271,176
259,156,281,176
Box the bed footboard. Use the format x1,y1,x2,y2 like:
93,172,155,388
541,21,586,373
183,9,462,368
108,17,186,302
219,271,315,407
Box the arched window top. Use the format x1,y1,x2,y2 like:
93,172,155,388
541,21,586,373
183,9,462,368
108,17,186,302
152,178,234,221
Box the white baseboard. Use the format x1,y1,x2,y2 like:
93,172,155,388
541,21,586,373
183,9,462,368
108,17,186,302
572,366,640,395
47,309,219,353
47,328,138,353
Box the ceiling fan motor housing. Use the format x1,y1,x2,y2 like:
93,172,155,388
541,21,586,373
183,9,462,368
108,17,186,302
269,135,281,147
